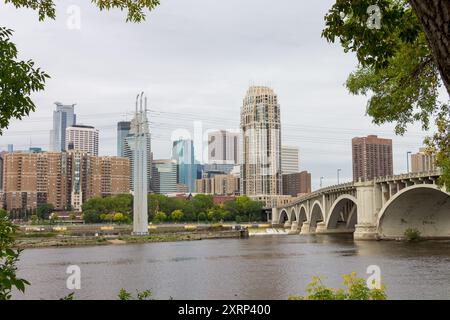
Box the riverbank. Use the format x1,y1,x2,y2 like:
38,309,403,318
14,225,250,249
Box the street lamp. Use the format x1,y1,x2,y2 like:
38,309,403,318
337,169,342,185
320,177,324,188
406,151,412,173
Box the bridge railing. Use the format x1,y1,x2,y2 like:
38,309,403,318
279,169,443,209
374,169,442,183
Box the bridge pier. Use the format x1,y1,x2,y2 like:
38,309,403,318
289,221,300,235
300,222,312,235
315,222,327,234
354,224,379,240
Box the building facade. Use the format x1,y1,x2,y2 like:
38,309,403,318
124,118,152,193
208,130,240,165
151,159,178,194
240,86,282,197
282,171,311,197
172,139,197,193
66,125,99,156
1,152,129,213
50,102,76,152
411,148,436,173
117,121,131,157
196,174,240,196
352,135,393,182
281,146,300,175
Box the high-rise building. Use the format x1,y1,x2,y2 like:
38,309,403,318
196,174,240,196
0,152,5,191
2,151,129,213
281,146,300,175
411,148,436,173
282,171,311,197
66,125,99,156
208,130,240,165
117,121,131,157
50,102,76,152
172,139,197,193
124,121,152,193
151,159,178,194
352,135,393,182
240,86,282,196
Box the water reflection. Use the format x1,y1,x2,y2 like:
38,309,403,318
14,235,450,300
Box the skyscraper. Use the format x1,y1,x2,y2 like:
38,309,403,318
240,86,282,196
172,139,197,193
411,148,436,173
208,130,240,165
151,159,178,194
50,102,76,152
66,125,99,156
2,151,129,212
124,124,151,192
282,171,311,197
117,121,131,157
352,135,393,181
281,145,300,175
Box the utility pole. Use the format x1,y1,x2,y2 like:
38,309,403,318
407,151,412,173
320,177,324,188
337,169,342,184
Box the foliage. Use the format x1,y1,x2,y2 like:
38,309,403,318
0,209,30,300
82,194,132,223
81,194,264,224
118,289,152,300
404,228,421,241
30,215,38,225
425,104,450,189
0,27,49,135
36,203,54,220
289,273,387,300
60,292,75,300
170,210,184,222
323,0,450,190
153,211,167,224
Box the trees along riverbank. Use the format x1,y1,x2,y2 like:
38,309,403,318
81,194,265,225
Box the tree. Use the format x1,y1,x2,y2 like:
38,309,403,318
0,0,160,134
36,203,54,220
323,0,450,189
49,212,58,224
0,209,30,300
153,211,167,224
170,210,184,223
207,206,227,223
288,273,387,300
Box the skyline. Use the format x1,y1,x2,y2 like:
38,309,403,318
0,0,436,189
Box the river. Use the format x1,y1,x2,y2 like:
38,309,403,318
13,235,450,300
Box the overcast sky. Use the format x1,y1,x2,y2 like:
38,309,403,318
0,0,437,189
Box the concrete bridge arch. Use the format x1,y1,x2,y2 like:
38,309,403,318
325,194,358,232
377,184,450,239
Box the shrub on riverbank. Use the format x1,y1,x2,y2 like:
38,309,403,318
404,228,421,241
289,273,387,300
0,209,30,300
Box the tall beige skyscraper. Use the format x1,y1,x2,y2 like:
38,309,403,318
240,86,282,196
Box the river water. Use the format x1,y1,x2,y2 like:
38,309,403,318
14,235,450,300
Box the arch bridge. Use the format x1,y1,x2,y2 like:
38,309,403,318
272,170,450,240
